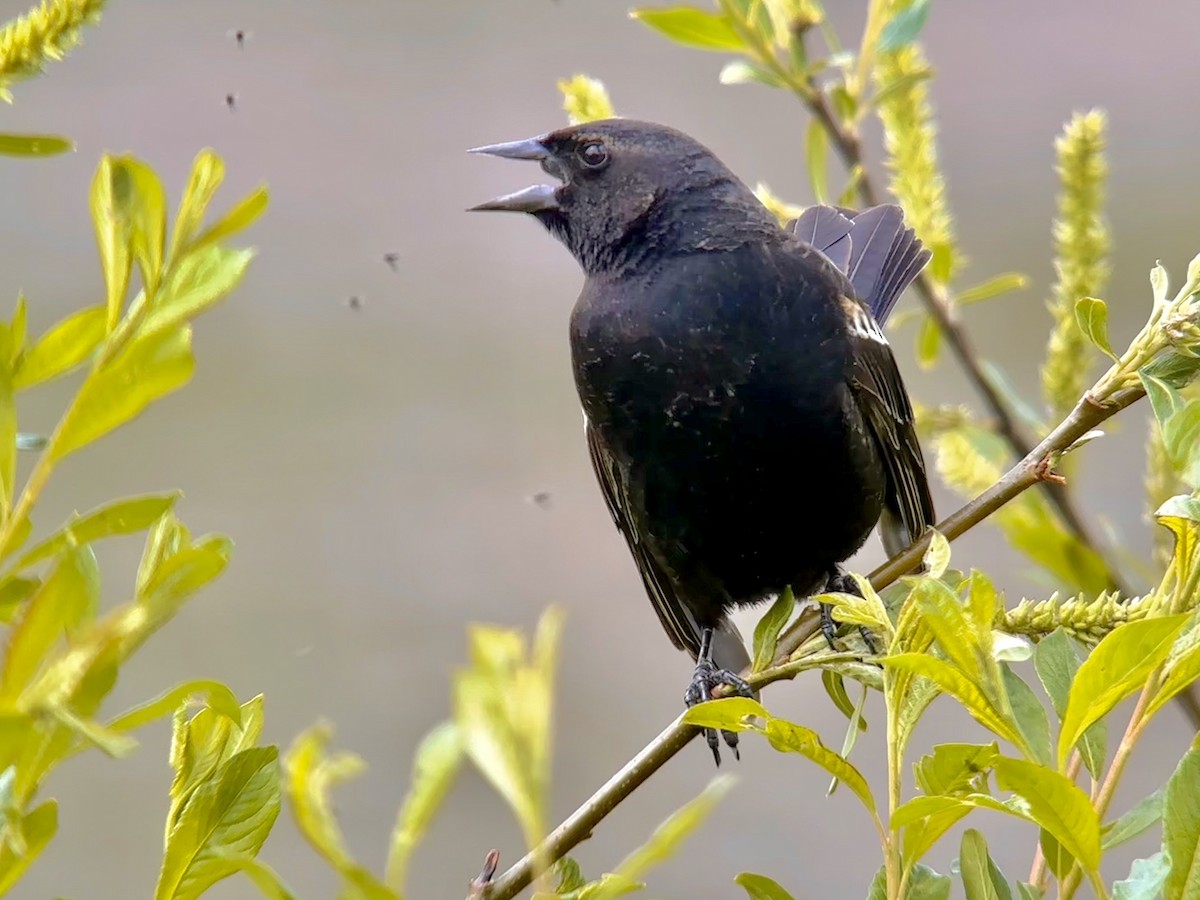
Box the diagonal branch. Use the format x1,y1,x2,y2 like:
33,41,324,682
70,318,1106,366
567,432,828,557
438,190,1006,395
481,383,1150,900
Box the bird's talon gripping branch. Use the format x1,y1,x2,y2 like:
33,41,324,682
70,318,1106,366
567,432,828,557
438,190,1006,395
684,657,753,766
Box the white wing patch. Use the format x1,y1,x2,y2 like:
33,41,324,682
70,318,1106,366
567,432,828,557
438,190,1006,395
843,296,890,345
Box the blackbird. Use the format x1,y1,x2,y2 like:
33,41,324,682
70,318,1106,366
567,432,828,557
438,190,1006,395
470,119,934,763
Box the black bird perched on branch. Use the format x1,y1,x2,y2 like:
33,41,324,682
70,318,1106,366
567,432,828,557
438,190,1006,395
469,119,934,763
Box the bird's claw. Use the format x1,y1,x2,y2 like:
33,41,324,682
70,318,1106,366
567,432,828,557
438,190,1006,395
821,569,880,656
685,660,754,766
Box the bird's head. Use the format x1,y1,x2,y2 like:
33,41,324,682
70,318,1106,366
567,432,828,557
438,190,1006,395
469,118,775,274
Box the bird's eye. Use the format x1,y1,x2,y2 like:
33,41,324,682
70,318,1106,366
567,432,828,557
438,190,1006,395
578,141,609,169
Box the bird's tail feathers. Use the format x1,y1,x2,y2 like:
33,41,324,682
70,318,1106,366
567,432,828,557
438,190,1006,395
791,204,931,325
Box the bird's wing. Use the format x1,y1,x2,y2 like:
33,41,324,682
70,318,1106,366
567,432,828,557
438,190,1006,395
842,298,936,556
585,419,704,659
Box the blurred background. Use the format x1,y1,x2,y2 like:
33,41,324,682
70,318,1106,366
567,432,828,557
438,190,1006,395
2,0,1199,896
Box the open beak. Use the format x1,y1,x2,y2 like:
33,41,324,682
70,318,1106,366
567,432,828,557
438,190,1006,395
468,136,561,213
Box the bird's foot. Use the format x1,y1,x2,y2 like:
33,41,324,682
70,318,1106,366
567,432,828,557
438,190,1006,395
821,568,880,656
684,660,754,766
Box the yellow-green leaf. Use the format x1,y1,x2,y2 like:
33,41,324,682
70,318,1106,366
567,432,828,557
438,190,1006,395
682,696,768,733
1163,748,1200,900
12,304,106,389
896,795,973,865
121,157,168,298
884,654,1021,747
923,530,951,579
736,872,796,900
0,326,13,517
285,724,370,874
1,545,99,699
628,7,746,51
957,273,1028,306
913,743,999,796
758,718,875,816
959,829,1011,900
0,575,38,623
0,132,72,157
752,588,794,672
993,756,1101,871
598,775,735,900
916,315,942,369
0,799,56,894
1057,615,1189,768
14,494,178,571
155,747,281,900
108,679,242,734
169,150,225,266
139,246,255,341
189,186,269,251
91,156,135,331
52,325,195,461
385,721,463,894
719,60,784,88
209,852,295,900
1074,297,1117,360
805,119,828,203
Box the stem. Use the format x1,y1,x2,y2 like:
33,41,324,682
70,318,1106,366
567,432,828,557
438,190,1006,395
483,385,1151,900
884,673,903,900
1059,681,1156,900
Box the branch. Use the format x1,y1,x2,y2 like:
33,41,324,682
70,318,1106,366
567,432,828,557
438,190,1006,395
481,383,1150,900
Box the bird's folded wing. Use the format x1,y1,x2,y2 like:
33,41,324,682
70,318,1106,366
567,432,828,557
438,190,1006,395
585,421,704,659
845,317,936,556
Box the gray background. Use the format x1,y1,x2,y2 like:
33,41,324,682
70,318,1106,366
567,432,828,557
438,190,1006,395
2,1,1198,897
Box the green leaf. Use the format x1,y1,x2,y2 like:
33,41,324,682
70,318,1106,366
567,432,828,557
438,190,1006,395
553,858,587,894
385,721,463,894
1057,615,1189,768
719,60,784,88
884,654,1021,747
189,186,269,251
822,670,867,731
960,829,1012,900
140,246,255,341
879,0,931,51
908,864,953,900
916,316,941,370
12,304,106,389
1152,262,1171,308
736,872,796,900
805,119,828,204
1164,399,1200,489
1,546,100,699
1033,629,1106,778
1150,629,1200,721
0,132,73,157
1142,371,1184,427
1038,829,1074,880
896,795,973,865
107,679,243,734
1165,748,1200,900
824,582,894,644
993,756,1101,871
1074,297,1118,359
914,743,999,796
0,799,57,894
1016,884,1044,900
155,747,282,900
1103,788,1164,850
628,7,747,51
1113,852,1171,900
52,325,195,461
682,697,769,733
14,494,178,571
752,588,794,673
598,776,734,899
957,273,1029,306
1001,665,1052,767
0,327,13,517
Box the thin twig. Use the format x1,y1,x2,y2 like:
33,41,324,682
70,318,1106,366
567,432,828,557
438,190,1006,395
482,385,1149,900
